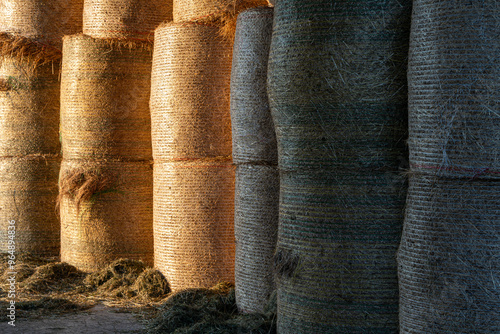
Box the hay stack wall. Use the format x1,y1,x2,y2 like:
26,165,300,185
59,0,169,271
0,1,84,256
268,0,411,331
230,7,278,314
151,22,235,292
398,1,500,332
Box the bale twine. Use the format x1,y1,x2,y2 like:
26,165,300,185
60,34,153,161
0,0,84,50
150,23,233,161
268,0,411,172
235,164,278,313
268,0,411,331
276,170,407,333
230,7,276,165
398,174,500,333
408,1,500,179
59,159,153,272
83,0,173,40
0,56,60,156
0,156,60,256
230,7,278,313
153,160,235,292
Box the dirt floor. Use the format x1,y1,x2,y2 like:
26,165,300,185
2,304,146,334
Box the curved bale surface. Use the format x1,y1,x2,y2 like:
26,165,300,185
150,23,233,161
235,164,279,313
398,175,500,333
0,156,60,256
408,0,500,179
173,0,268,24
59,159,153,272
231,7,276,165
0,57,60,156
60,34,153,161
153,160,235,292
83,0,172,40
0,0,83,50
230,7,278,314
268,0,411,332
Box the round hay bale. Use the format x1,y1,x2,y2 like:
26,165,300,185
59,159,153,272
0,156,60,256
172,0,268,36
150,23,233,161
408,1,500,179
153,160,235,292
235,164,278,313
268,0,410,172
83,0,173,40
60,34,153,161
0,0,83,50
230,7,276,165
268,1,411,331
0,56,60,156
398,175,500,333
276,171,407,333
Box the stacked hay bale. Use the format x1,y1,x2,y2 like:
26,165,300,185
151,0,266,292
230,7,278,313
59,0,171,272
268,0,411,332
398,1,500,332
0,1,84,256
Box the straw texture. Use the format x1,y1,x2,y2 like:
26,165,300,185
60,34,153,161
60,159,153,272
83,0,173,40
151,24,233,161
230,7,278,314
0,0,83,50
0,56,60,156
408,0,500,179
0,156,60,256
153,160,235,292
398,175,500,333
231,7,276,165
235,164,278,313
268,0,411,331
173,0,268,23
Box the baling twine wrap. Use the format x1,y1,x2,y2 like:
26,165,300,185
153,160,235,291
83,0,173,40
0,57,59,157
407,1,500,180
0,156,60,256
151,22,236,291
151,24,232,161
60,34,153,161
268,0,411,331
60,160,154,272
173,0,268,41
230,7,278,313
0,0,83,53
398,175,500,333
399,1,500,333
59,34,154,271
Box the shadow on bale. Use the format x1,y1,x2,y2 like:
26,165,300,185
148,283,276,334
